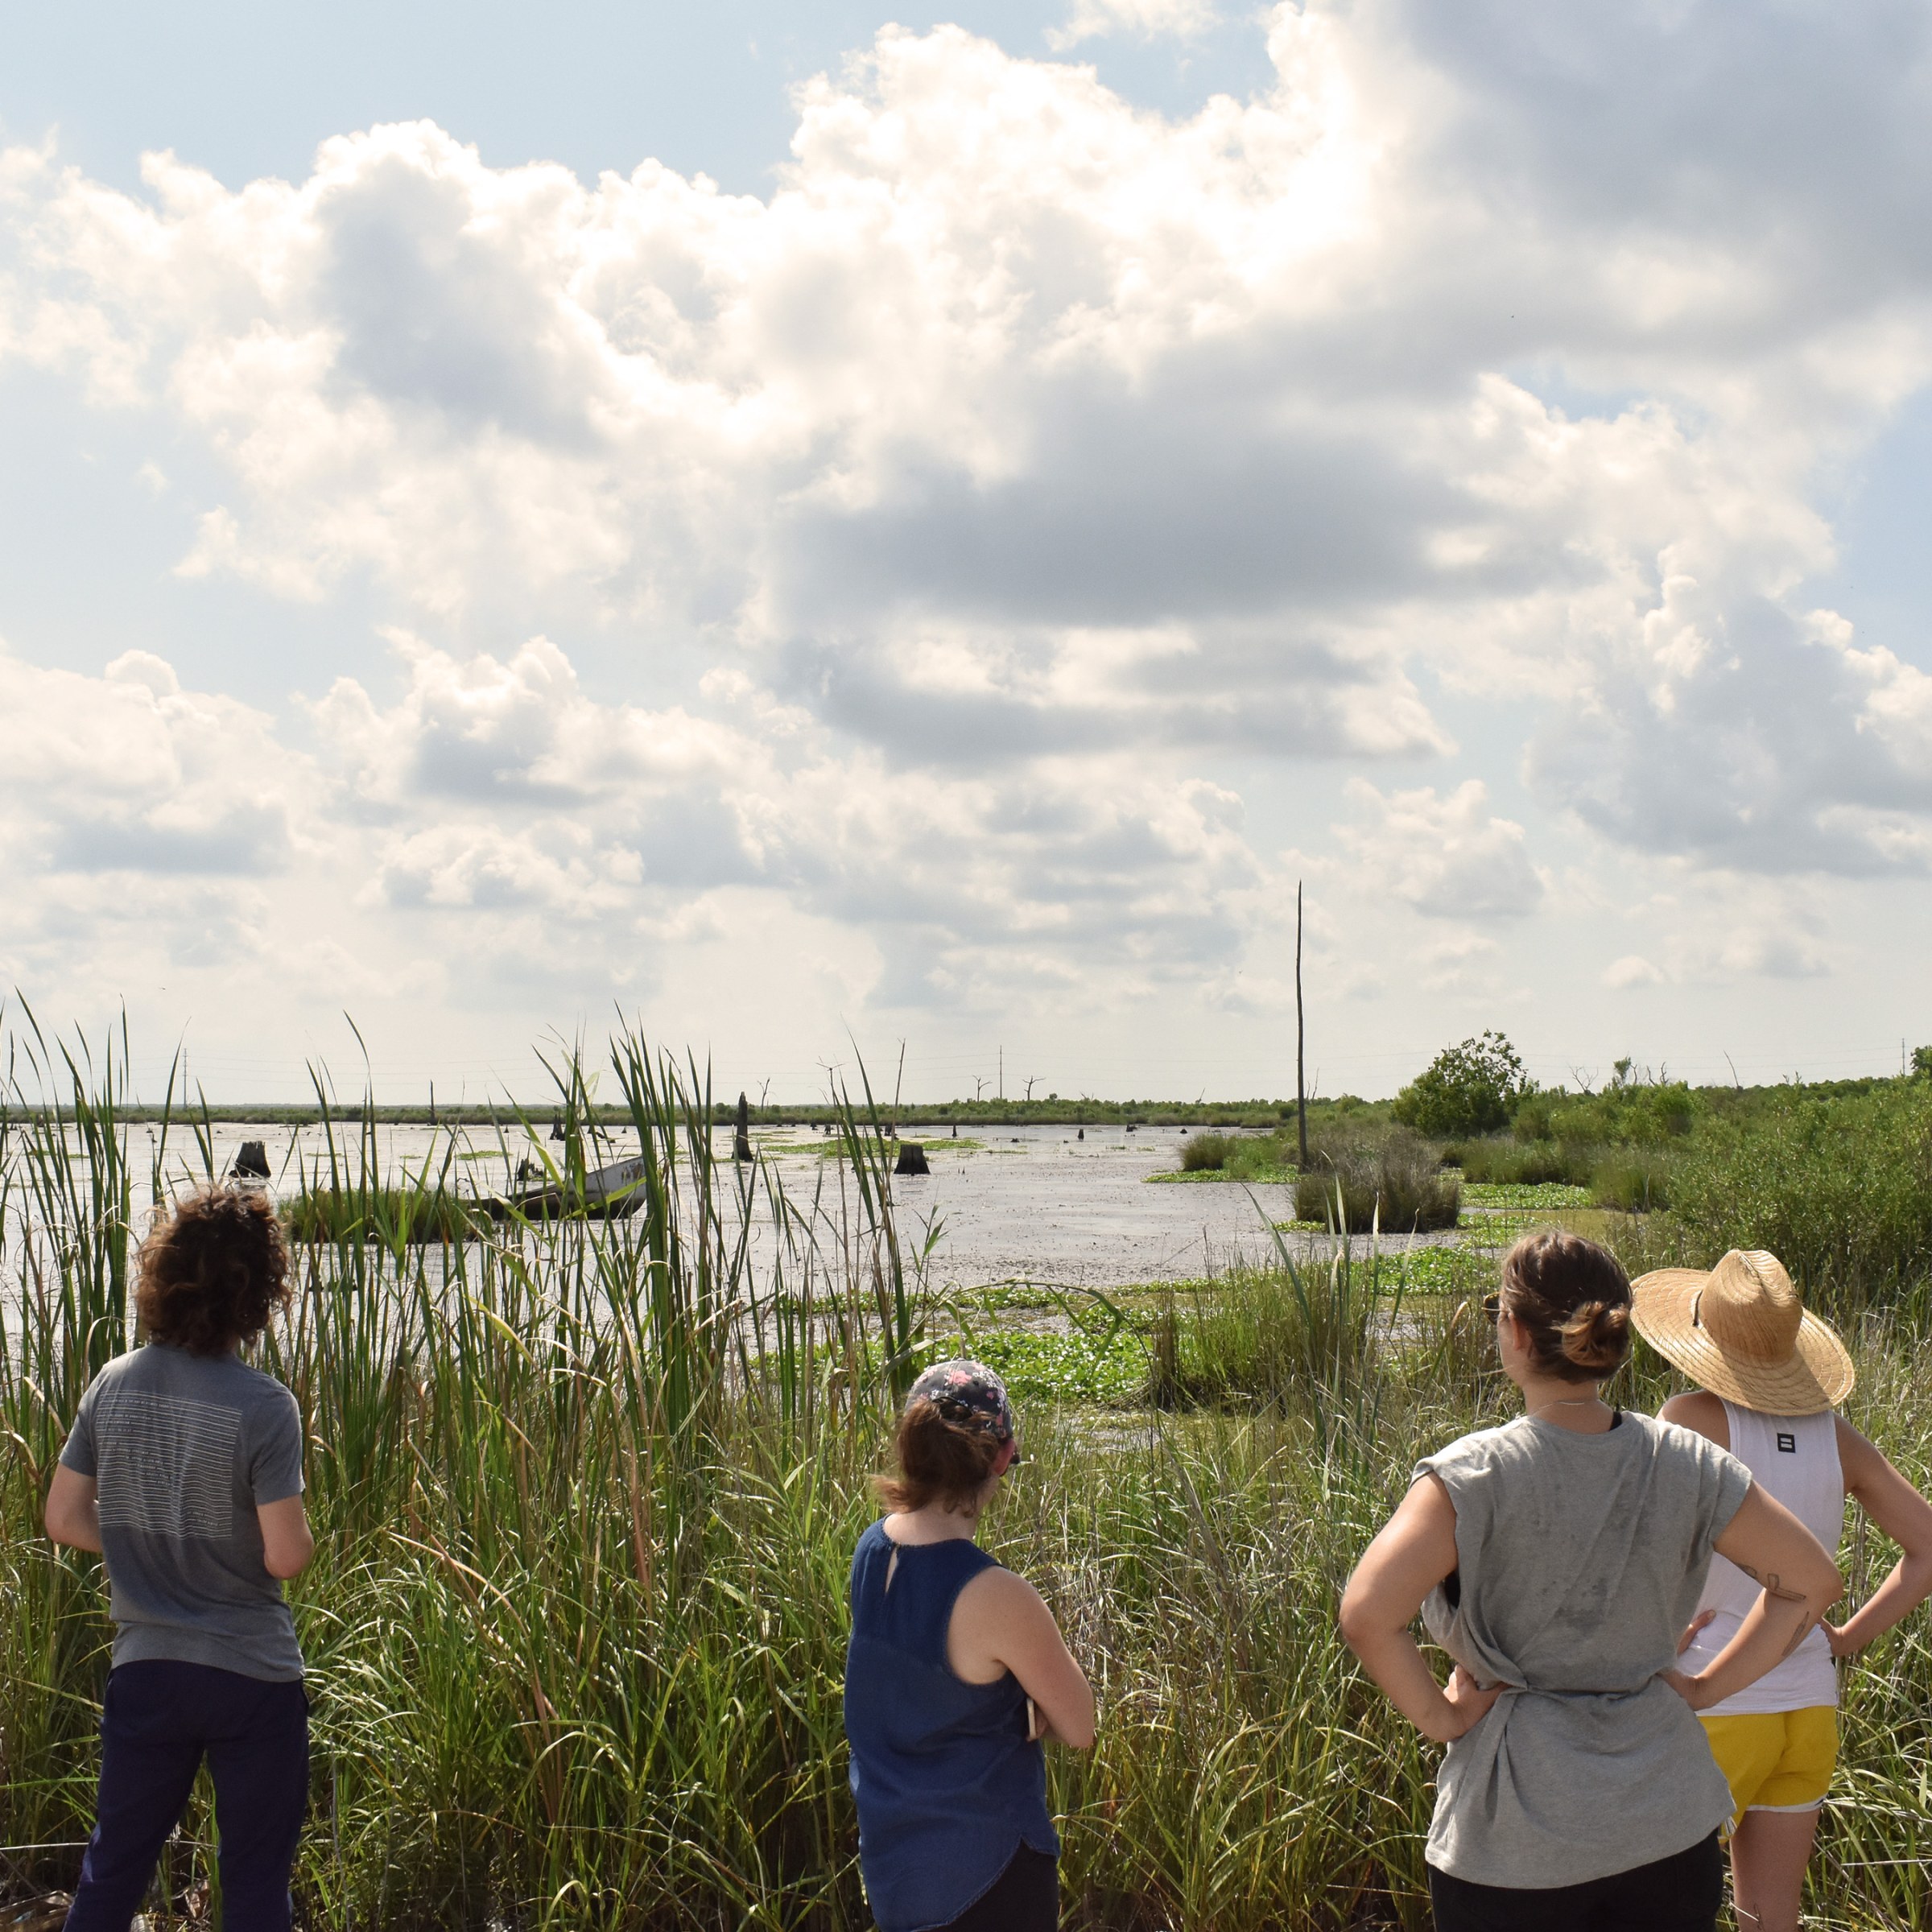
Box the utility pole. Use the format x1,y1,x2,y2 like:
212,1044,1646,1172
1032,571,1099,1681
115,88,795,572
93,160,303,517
998,1045,1003,1101
1295,880,1308,1167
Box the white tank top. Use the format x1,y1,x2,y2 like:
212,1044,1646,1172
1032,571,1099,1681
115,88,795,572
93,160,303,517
1680,1402,1843,1714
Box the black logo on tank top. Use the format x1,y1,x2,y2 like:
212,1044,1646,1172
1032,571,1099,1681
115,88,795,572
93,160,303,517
1777,1432,1797,1453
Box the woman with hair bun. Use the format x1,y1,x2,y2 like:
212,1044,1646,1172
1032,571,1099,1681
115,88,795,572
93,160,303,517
1341,1232,1840,1931
844,1360,1094,1932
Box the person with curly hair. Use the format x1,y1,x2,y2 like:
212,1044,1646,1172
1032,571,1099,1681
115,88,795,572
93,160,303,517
45,1184,315,1932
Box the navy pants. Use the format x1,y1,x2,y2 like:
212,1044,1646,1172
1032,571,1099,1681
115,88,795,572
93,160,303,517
65,1661,309,1932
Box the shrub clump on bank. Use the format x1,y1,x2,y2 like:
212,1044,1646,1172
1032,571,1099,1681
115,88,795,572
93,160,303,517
1166,1129,1298,1183
1293,1131,1459,1233
1180,1132,1240,1171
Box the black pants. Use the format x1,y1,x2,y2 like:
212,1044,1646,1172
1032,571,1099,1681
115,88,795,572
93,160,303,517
65,1660,310,1932
1429,1833,1722,1932
939,1847,1059,1932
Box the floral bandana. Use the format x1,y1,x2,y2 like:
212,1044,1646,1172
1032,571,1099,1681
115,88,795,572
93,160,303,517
908,1358,1015,1444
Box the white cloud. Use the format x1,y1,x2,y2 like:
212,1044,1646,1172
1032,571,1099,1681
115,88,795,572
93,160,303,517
1604,954,1664,989
4,2,1932,1082
1418,931,1502,995
1337,779,1543,917
1047,0,1218,52
0,645,307,878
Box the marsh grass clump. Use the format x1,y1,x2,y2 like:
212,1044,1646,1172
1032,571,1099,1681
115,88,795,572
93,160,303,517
1588,1153,1676,1213
1146,1250,1384,1410
1161,1129,1297,1183
1180,1131,1237,1171
282,1183,486,1245
1294,1130,1459,1234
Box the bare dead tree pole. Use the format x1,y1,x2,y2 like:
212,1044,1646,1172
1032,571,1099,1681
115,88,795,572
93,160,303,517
1295,879,1308,1167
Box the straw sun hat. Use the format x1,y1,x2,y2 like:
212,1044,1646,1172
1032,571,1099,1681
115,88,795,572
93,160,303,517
1631,1249,1854,1416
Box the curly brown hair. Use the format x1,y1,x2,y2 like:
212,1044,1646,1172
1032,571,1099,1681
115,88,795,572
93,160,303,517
136,1185,292,1356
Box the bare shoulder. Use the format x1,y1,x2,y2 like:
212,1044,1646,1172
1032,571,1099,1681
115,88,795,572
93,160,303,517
956,1563,1046,1621
949,1563,1057,1683
1658,1389,1728,1448
1835,1414,1885,1481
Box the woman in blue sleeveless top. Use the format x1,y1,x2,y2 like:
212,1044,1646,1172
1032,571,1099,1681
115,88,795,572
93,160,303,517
844,1360,1095,1932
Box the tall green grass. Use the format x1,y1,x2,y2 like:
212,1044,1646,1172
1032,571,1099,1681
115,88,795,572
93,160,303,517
3,1026,1930,1930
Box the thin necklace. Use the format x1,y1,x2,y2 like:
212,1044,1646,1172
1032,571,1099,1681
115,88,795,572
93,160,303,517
1529,1395,1606,1418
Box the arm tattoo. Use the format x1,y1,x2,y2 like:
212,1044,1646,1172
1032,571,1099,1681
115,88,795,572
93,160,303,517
1736,1559,1815,1657
1733,1562,1805,1604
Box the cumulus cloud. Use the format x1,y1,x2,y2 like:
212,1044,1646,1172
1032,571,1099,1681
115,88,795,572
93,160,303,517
1337,779,1542,917
3,0,1932,1067
1603,955,1663,989
305,633,1273,1006
0,646,304,877
1047,0,1219,51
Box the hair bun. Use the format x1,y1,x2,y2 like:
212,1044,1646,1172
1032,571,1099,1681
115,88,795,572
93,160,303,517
1560,1298,1631,1373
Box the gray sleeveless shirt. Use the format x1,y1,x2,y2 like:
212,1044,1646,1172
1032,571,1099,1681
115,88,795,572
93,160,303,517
1417,1410,1752,1888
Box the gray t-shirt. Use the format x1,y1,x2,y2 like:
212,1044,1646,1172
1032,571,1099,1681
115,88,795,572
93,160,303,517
60,1342,306,1681
1416,1410,1751,1889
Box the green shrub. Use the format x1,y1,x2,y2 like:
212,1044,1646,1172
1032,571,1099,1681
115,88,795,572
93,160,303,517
1665,1083,1932,1302
1294,1130,1460,1232
1393,1031,1524,1138
1180,1132,1236,1172
1589,1153,1675,1212
1447,1137,1593,1187
1547,1080,1696,1149
1511,1086,1558,1142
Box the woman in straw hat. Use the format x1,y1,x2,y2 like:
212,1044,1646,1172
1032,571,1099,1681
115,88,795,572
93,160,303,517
1635,1249,1932,1932
1343,1232,1840,1932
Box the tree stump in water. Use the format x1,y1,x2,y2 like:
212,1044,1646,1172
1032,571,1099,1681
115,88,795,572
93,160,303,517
733,1092,753,1162
894,1141,930,1176
232,1140,270,1180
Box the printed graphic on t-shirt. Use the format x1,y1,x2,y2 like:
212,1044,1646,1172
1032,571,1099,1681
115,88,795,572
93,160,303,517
93,1389,239,1538
1777,1432,1797,1452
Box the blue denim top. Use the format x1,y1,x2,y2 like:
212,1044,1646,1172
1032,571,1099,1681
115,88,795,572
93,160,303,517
844,1520,1059,1932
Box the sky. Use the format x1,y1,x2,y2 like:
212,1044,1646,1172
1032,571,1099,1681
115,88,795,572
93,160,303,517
2,0,1930,1104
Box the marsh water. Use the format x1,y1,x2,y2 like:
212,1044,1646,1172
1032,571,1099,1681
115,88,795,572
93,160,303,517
38,1118,1324,1290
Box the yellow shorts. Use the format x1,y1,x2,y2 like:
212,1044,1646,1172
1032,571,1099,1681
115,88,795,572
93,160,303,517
1701,1707,1839,1824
